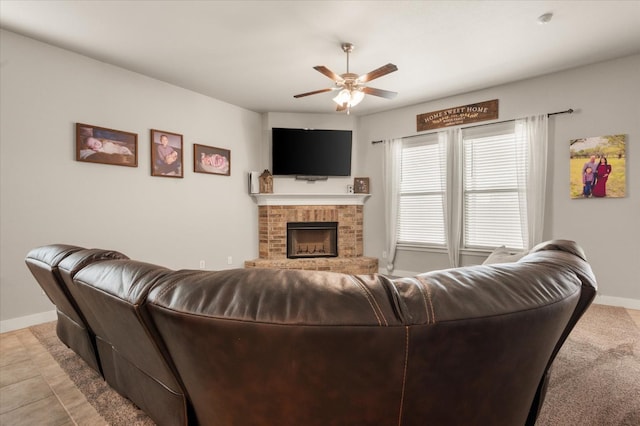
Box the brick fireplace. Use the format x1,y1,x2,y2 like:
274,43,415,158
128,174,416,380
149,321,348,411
244,194,378,274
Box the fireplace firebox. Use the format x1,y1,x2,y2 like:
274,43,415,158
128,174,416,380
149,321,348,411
287,222,338,259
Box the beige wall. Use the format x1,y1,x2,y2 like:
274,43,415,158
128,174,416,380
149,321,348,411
0,30,262,327
358,54,640,306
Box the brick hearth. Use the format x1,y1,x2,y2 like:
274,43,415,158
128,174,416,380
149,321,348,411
244,197,378,274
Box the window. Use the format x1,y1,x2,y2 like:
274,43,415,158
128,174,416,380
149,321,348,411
397,134,446,247
462,122,525,249
396,121,527,252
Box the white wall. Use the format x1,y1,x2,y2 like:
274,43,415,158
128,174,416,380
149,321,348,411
358,54,640,305
0,30,262,327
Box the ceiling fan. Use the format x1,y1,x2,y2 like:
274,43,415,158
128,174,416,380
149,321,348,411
294,42,398,113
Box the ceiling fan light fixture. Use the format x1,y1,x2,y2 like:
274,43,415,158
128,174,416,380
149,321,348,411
332,89,350,106
294,42,397,113
333,89,364,107
350,90,365,106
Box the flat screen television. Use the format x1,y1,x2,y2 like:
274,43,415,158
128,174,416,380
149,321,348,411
271,128,352,177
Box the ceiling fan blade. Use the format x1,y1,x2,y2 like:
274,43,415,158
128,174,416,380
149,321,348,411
362,87,398,99
293,88,335,98
314,66,343,82
336,103,348,112
358,63,398,83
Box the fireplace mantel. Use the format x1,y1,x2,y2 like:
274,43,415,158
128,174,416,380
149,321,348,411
251,193,371,206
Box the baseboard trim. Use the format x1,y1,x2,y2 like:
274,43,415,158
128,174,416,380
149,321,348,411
0,310,57,333
594,295,640,310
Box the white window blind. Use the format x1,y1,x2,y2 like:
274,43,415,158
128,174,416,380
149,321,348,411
462,123,525,249
397,135,446,246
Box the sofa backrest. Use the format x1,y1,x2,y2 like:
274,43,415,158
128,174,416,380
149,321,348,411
25,244,85,326
69,258,189,426
146,240,596,426
395,239,596,426
25,244,127,373
518,239,597,424
56,248,131,361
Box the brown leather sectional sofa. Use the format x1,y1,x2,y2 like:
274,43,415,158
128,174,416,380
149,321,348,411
25,240,597,426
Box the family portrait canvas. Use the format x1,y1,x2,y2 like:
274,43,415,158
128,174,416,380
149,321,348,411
76,123,137,167
151,129,183,178
570,134,626,199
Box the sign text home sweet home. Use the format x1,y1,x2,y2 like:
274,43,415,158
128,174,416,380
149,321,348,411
417,99,499,131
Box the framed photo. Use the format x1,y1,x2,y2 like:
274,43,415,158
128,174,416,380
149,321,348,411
354,177,370,194
194,144,231,176
76,123,137,167
151,129,183,178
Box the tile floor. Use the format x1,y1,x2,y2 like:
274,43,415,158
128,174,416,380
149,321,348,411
0,327,106,426
1,308,639,426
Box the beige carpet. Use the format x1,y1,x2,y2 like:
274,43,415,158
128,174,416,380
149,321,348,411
30,304,639,425
536,304,640,425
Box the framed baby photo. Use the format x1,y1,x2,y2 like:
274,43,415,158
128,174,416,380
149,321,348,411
354,177,370,194
151,129,183,178
194,144,231,176
75,123,138,167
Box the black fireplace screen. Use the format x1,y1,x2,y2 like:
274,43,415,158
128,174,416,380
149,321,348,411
287,222,338,259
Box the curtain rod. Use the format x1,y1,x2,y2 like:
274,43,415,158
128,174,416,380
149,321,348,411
371,108,574,144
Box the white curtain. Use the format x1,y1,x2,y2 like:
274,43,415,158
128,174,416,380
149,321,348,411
383,138,402,273
515,114,548,249
440,128,462,267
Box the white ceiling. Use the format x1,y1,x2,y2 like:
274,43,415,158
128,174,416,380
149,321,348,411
2,1,639,116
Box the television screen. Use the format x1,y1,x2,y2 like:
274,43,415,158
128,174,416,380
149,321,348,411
272,128,352,177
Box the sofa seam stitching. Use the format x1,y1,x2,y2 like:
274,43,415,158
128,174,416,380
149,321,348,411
347,275,385,326
409,277,430,323
411,277,436,324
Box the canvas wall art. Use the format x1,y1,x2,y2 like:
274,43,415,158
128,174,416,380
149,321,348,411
570,134,626,199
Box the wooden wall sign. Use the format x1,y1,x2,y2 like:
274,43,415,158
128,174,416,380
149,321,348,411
417,99,499,131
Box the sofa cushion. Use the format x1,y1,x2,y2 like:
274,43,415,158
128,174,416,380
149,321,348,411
483,245,528,264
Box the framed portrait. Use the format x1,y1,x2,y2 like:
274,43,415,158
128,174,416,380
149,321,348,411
151,129,183,178
76,123,137,167
194,144,231,176
569,134,626,199
354,177,370,194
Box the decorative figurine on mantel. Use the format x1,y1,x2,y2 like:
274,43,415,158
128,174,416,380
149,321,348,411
354,177,370,194
259,169,273,193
